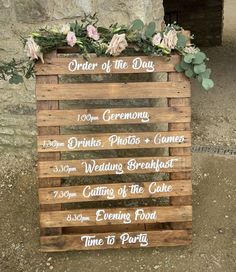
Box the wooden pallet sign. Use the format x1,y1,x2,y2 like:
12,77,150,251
35,51,192,252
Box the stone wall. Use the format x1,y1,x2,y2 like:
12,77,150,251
0,0,164,158
163,0,224,46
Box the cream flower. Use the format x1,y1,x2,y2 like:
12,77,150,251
87,25,100,41
152,33,162,46
184,45,200,54
161,29,178,50
60,24,71,35
66,31,77,47
105,33,128,56
24,37,44,63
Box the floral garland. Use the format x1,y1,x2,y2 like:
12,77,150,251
0,14,214,90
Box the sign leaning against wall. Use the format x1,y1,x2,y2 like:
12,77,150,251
0,14,213,251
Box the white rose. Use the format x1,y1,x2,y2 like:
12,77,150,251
60,24,71,35
161,29,178,50
24,37,44,63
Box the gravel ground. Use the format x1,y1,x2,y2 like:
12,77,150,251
0,0,236,271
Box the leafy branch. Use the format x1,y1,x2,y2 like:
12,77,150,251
0,59,34,84
0,14,214,90
175,52,214,90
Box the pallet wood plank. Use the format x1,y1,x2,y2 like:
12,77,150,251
38,179,192,204
36,51,62,236
35,52,193,251
35,55,180,75
37,131,191,152
37,107,191,126
40,205,192,228
38,155,191,178
168,72,192,230
40,230,191,252
63,223,147,234
36,81,190,100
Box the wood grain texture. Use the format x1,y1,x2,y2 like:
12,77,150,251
35,52,193,250
36,51,62,236
40,229,192,252
36,81,190,100
63,223,147,234
168,72,192,230
37,131,191,152
38,155,192,178
35,55,180,75
40,205,192,228
37,107,191,126
38,179,192,204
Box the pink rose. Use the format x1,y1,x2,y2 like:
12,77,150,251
106,34,128,56
66,31,77,47
152,33,162,46
87,25,100,41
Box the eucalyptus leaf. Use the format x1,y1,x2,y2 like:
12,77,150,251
176,33,188,49
185,68,194,78
201,68,211,78
9,73,23,84
130,19,144,31
194,63,206,74
184,54,195,64
202,78,214,90
198,68,212,82
145,22,156,38
193,52,206,64
0,16,214,90
180,59,191,70
175,63,184,72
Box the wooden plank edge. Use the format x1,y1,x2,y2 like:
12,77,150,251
40,229,192,252
35,81,191,100
38,179,192,204
39,205,192,228
37,155,192,178
37,131,192,153
35,55,181,75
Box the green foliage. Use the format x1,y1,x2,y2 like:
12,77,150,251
81,13,99,26
33,30,66,53
176,55,213,90
176,33,188,49
0,59,34,85
145,22,156,38
179,59,191,70
9,73,24,84
184,54,195,63
202,78,214,90
0,14,214,90
193,52,206,64
175,63,184,73
194,63,206,74
185,68,194,78
197,68,212,81
129,19,144,31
